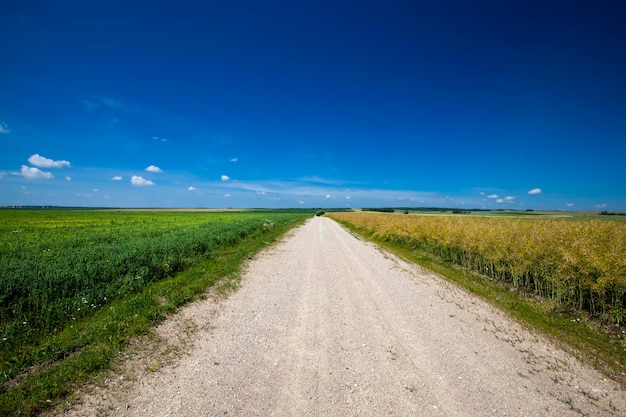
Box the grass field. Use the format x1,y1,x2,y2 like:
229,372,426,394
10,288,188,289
0,209,310,415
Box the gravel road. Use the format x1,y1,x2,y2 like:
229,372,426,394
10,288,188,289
64,217,625,416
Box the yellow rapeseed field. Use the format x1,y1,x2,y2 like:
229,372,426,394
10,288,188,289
329,212,626,324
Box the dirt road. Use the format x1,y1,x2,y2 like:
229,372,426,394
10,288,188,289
64,217,625,416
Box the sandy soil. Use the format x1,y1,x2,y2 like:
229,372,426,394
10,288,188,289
61,217,625,416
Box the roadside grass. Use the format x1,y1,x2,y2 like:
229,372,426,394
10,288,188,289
0,214,308,417
335,220,626,388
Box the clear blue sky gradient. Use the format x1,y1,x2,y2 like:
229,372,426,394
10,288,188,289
2,1,625,209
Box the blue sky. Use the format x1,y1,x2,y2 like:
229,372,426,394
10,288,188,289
1,1,625,210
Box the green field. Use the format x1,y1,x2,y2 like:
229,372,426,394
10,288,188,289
0,209,309,415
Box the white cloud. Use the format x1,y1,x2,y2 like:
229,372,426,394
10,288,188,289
130,175,154,186
111,176,123,181
346,196,351,199
230,157,238,162
66,176,72,181
20,165,53,179
567,203,574,207
0,122,9,133
28,154,71,168
221,175,231,181
224,193,231,198
496,196,516,203
528,188,542,195
595,203,607,208
188,186,196,191
256,191,266,195
145,165,163,173
93,189,99,192
299,200,305,205
487,194,499,199
479,191,485,195
325,194,332,199
153,136,167,142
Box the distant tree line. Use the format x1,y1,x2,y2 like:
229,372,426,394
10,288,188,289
599,211,624,216
362,208,396,213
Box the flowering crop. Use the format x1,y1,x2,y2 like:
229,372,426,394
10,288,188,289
329,212,626,325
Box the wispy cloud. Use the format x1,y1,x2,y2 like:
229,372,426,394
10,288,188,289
224,193,231,198
66,176,72,181
188,186,196,191
81,96,140,113
99,97,124,109
528,188,542,195
145,165,163,173
0,122,9,133
80,99,99,111
298,176,350,186
111,176,123,181
221,175,231,181
487,194,499,199
567,203,574,207
595,203,607,208
153,136,167,142
130,175,154,186
496,196,516,203
217,177,442,205
20,165,53,179
230,157,238,162
28,154,71,168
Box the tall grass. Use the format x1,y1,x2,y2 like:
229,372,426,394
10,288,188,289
329,212,626,324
